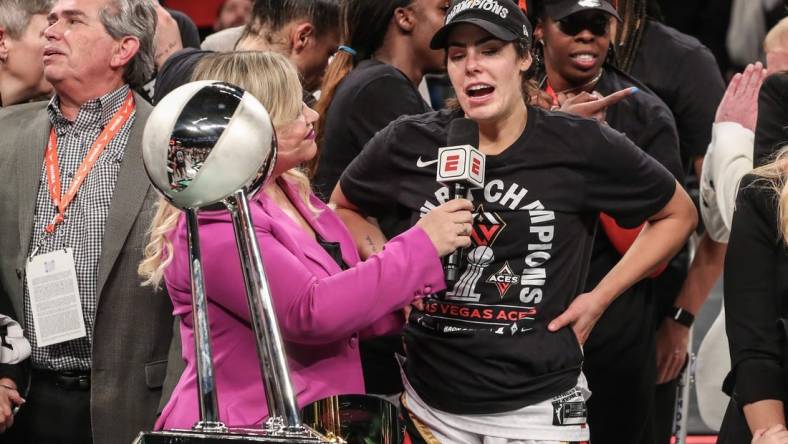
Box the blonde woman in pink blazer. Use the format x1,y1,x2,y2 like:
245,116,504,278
138,51,473,429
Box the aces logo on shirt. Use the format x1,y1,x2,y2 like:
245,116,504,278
487,261,520,299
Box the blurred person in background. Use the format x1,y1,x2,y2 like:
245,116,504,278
531,0,683,441
614,0,724,178
135,1,200,102
155,0,340,105
756,17,788,168
727,0,786,71
655,0,731,75
213,0,252,32
313,0,447,198
0,0,54,107
611,1,727,440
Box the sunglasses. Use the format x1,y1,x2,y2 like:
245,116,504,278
556,14,610,36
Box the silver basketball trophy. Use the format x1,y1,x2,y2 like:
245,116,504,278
134,81,402,444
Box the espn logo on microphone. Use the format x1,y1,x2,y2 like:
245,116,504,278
436,145,485,188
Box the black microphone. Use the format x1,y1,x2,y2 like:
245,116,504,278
436,118,485,286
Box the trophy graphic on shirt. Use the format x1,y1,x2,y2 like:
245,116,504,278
135,81,401,444
445,246,494,302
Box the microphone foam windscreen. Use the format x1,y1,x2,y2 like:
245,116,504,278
447,118,479,148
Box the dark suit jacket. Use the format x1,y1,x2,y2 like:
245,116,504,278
0,93,180,444
754,72,788,167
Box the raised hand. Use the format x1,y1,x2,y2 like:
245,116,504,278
715,62,768,131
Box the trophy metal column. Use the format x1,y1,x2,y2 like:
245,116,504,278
185,208,225,433
225,189,301,431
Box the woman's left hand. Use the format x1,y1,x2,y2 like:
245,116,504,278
557,87,636,123
547,292,608,345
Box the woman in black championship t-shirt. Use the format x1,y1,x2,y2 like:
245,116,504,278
332,0,697,442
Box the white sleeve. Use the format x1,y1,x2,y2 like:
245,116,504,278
0,314,31,364
200,26,244,52
700,122,754,243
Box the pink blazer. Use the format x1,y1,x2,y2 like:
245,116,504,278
155,179,445,429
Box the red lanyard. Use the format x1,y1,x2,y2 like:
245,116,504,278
44,91,135,234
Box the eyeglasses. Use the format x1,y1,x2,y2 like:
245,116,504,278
556,14,610,37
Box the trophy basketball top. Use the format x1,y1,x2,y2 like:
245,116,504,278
142,80,277,209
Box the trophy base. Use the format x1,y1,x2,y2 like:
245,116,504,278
134,426,331,444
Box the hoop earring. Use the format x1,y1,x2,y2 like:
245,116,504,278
533,40,544,72
606,43,617,68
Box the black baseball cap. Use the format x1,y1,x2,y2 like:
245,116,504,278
543,0,621,21
430,0,533,50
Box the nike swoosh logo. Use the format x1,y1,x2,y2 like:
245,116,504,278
416,157,439,168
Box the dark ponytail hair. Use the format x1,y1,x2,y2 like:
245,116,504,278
240,0,340,45
313,0,413,149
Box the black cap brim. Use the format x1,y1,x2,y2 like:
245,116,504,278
544,1,622,21
430,17,520,50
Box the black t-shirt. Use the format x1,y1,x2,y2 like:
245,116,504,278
754,72,788,167
630,20,725,168
339,106,677,414
313,59,430,200
657,0,731,74
153,48,318,106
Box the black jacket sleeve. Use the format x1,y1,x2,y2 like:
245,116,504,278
723,174,785,405
754,73,788,167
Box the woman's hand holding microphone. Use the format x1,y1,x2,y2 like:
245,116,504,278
404,199,473,322
417,199,474,256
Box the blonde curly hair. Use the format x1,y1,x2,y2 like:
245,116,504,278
751,146,788,245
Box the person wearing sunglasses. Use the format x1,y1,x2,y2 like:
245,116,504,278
531,0,685,442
